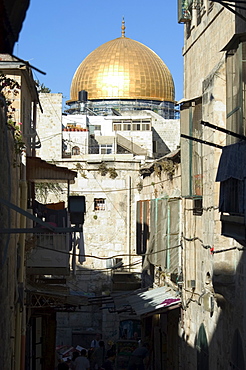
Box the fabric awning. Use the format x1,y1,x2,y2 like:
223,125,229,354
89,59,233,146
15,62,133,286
216,141,246,215
216,141,246,182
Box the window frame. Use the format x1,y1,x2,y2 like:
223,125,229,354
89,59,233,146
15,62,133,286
226,41,246,145
72,146,80,155
180,97,203,199
94,198,106,211
100,144,113,155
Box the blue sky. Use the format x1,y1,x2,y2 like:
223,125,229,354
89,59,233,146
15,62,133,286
15,0,184,109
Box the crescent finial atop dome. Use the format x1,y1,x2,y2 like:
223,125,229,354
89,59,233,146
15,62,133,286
121,17,125,37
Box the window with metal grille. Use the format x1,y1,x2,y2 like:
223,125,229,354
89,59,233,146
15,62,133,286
94,198,105,211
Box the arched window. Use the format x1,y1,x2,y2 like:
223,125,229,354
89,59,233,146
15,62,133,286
72,146,80,155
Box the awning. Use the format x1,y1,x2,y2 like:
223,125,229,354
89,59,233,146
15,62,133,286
27,156,77,183
26,283,89,309
114,286,181,317
176,96,201,105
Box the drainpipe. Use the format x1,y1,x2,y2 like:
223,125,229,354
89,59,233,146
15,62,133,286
15,180,27,370
127,176,131,271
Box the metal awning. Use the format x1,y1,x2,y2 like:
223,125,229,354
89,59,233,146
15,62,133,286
26,283,89,310
176,96,201,105
26,156,77,183
114,286,181,317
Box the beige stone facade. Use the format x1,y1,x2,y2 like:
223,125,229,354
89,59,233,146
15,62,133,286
179,2,246,368
0,56,39,370
35,93,180,346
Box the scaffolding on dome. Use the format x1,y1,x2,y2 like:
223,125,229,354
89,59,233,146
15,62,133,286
65,99,180,119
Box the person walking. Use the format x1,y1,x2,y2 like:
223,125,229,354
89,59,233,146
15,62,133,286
101,349,116,370
70,351,80,370
91,340,105,369
128,343,149,370
74,349,90,370
90,333,101,350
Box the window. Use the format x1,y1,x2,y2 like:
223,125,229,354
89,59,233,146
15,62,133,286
180,98,203,198
142,124,150,131
136,200,150,254
72,146,80,155
94,125,101,131
153,141,158,153
113,124,121,131
123,124,131,130
226,40,246,145
113,119,151,131
132,123,141,131
141,198,181,274
94,198,105,211
100,144,112,154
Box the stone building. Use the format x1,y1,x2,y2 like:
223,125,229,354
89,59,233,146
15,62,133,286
112,2,246,368
0,56,80,370
178,0,246,368
35,22,180,348
0,55,40,369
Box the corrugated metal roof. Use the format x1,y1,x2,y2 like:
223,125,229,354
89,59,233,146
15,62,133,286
114,286,181,316
27,156,77,183
26,283,89,308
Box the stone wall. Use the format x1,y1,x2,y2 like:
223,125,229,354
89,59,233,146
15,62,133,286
36,93,63,160
180,3,246,368
0,94,20,368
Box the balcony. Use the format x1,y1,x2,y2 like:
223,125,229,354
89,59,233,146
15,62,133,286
26,232,70,275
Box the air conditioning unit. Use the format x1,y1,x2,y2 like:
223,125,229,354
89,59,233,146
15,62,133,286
187,280,196,289
106,258,123,269
106,258,116,269
203,293,214,313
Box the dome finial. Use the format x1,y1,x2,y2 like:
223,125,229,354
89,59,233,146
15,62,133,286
121,17,125,37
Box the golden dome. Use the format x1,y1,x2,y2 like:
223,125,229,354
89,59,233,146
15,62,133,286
70,31,174,102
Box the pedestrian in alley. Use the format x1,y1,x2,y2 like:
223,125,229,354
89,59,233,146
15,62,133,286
74,349,90,370
70,351,80,369
101,349,116,370
91,340,106,369
127,343,149,370
58,362,69,370
90,333,101,350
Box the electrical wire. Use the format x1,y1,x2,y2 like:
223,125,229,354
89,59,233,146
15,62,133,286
34,243,182,259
